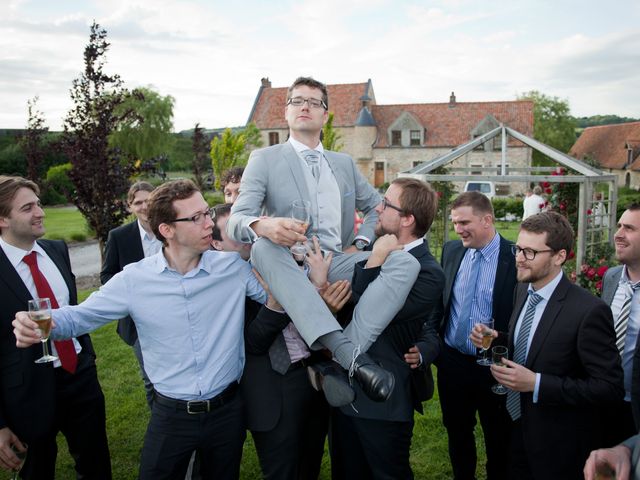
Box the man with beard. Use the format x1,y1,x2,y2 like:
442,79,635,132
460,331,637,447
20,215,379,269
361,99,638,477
480,211,623,479
329,178,445,479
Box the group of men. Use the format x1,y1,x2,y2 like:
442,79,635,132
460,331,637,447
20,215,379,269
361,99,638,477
1,74,639,480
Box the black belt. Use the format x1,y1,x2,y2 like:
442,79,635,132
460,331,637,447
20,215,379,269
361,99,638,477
287,357,312,372
153,382,238,414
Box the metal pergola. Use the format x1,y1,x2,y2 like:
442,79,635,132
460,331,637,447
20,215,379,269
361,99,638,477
399,124,617,268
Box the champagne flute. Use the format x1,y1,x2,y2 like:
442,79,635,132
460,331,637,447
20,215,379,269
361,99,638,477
491,346,509,394
290,200,311,266
10,443,27,480
476,318,495,366
29,298,58,364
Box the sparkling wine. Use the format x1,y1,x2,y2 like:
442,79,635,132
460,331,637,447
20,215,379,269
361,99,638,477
481,333,493,350
31,312,52,340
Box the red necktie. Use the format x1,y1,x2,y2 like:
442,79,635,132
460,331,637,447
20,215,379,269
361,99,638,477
23,252,78,373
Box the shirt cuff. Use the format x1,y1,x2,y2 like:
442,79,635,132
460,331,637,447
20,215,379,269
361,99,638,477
533,373,541,403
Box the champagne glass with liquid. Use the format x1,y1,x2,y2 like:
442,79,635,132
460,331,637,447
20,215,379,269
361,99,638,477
491,346,509,394
10,443,27,480
290,200,311,266
29,298,58,364
476,318,495,366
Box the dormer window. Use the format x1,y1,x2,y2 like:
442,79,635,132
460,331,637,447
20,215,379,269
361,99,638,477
391,130,402,146
387,112,424,147
410,130,421,146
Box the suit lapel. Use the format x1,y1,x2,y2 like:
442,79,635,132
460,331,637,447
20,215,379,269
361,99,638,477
445,242,466,308
509,284,528,350
125,221,145,261
282,143,312,204
493,236,513,308
0,247,32,305
38,240,77,305
602,266,623,306
525,275,570,367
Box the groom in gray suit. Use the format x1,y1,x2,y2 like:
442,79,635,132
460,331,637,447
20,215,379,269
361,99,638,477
584,434,640,479
601,203,640,447
228,76,419,400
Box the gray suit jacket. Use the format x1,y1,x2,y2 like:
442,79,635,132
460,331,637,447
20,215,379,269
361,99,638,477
602,265,640,429
227,142,380,246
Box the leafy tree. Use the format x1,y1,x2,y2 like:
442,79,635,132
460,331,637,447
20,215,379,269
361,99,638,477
209,123,263,189
20,96,48,182
110,86,175,163
191,123,211,191
322,112,343,151
518,91,577,166
0,142,26,177
60,22,137,256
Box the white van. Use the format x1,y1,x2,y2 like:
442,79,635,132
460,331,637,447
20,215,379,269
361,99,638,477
463,181,495,199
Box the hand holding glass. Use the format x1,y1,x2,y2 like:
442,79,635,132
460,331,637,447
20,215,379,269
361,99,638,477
491,346,509,394
28,297,57,364
290,200,311,266
476,318,495,366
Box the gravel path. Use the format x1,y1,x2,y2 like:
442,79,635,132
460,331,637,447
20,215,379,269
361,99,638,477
68,240,102,289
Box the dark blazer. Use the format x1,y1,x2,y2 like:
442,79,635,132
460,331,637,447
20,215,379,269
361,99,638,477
0,239,95,441
342,241,445,420
100,220,145,345
439,235,517,334
602,265,640,429
508,276,625,479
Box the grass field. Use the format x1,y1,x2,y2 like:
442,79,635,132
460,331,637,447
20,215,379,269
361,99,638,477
43,206,93,242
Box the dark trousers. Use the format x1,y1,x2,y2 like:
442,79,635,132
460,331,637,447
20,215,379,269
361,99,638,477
21,353,112,480
139,387,245,480
251,367,328,480
601,400,637,447
437,344,510,480
330,410,414,480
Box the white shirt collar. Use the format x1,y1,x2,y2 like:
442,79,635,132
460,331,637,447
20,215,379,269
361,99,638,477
0,236,45,269
288,137,324,156
137,219,156,242
528,270,564,300
403,237,424,252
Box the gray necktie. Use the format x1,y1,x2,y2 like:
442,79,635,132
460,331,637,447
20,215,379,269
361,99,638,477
506,292,544,421
615,283,638,355
302,150,320,181
268,333,291,375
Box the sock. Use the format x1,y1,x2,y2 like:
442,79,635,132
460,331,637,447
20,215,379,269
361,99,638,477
318,331,358,370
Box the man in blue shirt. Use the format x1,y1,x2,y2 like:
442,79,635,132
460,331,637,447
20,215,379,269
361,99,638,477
14,179,268,480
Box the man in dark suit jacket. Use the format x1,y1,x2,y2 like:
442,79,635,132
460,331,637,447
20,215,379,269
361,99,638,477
0,175,111,478
100,180,159,406
330,178,445,479
408,191,516,480
212,203,330,479
600,203,640,445
488,211,624,479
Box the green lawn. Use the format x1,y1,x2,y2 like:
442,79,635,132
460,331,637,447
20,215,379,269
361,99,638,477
43,206,94,242
12,291,488,480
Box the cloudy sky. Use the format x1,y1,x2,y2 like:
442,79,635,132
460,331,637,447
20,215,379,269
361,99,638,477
1,0,639,132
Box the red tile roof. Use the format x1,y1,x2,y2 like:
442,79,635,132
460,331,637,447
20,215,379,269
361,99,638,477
248,80,533,147
371,101,534,147
570,122,640,170
249,82,370,129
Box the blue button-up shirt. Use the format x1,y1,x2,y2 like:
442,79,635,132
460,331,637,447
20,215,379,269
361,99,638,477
52,250,266,400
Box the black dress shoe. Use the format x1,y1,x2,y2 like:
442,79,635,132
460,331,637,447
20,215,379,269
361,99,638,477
351,353,395,402
308,361,356,407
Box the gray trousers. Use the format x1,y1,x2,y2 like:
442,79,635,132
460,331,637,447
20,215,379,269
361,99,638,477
250,239,419,351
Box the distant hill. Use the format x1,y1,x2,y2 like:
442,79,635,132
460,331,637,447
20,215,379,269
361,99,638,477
574,115,640,129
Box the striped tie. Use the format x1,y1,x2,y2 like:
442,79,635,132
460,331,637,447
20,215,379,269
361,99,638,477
615,283,637,355
506,292,543,421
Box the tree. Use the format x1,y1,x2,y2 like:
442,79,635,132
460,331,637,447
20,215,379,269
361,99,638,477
322,112,343,152
209,123,263,189
518,91,577,166
60,22,137,256
191,123,211,191
109,86,175,163
21,96,48,182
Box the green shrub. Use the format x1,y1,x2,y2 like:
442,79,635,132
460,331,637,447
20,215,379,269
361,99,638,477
70,232,87,242
44,163,74,205
205,191,225,206
492,197,522,219
617,187,640,219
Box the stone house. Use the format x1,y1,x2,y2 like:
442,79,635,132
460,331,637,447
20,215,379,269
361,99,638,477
570,121,640,190
247,78,534,192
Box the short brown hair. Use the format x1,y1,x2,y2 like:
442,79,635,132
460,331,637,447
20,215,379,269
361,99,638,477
0,175,40,218
211,203,232,241
147,179,200,244
127,181,154,205
287,77,329,110
220,167,244,189
520,211,574,262
451,191,494,217
392,178,438,237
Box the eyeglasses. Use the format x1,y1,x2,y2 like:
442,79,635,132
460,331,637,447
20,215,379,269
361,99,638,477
172,208,213,225
382,198,405,214
511,245,554,260
286,96,328,110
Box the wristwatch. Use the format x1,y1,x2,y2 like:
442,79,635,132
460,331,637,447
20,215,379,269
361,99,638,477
354,239,369,251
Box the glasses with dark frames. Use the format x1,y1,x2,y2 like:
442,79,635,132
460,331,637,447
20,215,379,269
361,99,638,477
286,96,328,110
511,245,554,260
172,208,213,225
382,198,405,214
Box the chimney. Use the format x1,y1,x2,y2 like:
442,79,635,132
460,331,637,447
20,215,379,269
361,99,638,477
261,77,272,88
449,91,456,108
